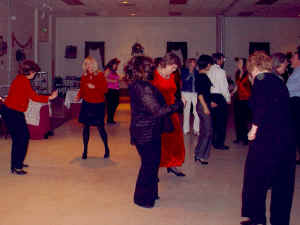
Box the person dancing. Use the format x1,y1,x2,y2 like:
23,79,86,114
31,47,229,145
75,56,110,159
125,55,182,208
1,60,57,175
152,52,186,177
104,58,121,125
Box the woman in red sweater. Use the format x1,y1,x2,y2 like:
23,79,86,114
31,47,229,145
75,56,110,159
1,60,57,175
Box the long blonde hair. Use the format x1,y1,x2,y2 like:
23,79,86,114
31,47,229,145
82,56,98,74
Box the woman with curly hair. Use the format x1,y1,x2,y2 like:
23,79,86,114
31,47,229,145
124,55,182,208
2,60,57,175
241,51,296,225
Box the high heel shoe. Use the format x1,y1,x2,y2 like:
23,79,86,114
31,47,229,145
104,150,110,158
11,168,27,175
22,164,29,168
167,167,186,177
194,157,208,165
82,152,87,160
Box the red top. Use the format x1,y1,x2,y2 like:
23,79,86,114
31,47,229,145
77,71,108,103
236,74,251,100
152,70,177,105
5,75,49,112
152,70,185,168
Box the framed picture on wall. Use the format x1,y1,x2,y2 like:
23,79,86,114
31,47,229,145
249,42,270,55
167,42,188,68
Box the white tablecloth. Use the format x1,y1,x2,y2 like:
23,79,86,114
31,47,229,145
24,100,50,126
64,89,82,109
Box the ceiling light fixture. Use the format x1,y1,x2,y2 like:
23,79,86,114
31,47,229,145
120,0,129,4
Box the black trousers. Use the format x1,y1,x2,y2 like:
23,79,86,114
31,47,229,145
234,100,251,143
242,159,295,225
211,93,228,147
290,96,300,153
1,106,30,170
134,140,161,206
106,89,119,122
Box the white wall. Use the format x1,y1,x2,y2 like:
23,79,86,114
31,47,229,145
56,16,300,82
224,17,300,77
55,17,217,78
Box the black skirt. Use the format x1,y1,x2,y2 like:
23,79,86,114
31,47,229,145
78,100,105,126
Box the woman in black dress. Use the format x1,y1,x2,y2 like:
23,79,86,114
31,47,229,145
241,51,296,225
124,56,182,208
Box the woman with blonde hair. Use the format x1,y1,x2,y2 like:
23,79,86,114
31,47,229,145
75,56,110,159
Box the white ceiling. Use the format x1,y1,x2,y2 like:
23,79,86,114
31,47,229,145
3,0,300,17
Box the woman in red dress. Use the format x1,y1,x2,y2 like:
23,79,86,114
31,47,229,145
152,53,186,176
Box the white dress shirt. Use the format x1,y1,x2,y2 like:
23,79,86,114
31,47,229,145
207,64,231,103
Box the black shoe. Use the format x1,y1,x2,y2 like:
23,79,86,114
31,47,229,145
82,153,87,159
107,120,117,125
104,150,110,158
134,200,154,208
22,164,29,168
11,168,27,175
167,167,186,177
194,157,208,165
296,159,300,165
214,145,229,150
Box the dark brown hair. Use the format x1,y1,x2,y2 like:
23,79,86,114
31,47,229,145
105,58,120,72
124,56,154,82
20,60,41,76
247,51,272,74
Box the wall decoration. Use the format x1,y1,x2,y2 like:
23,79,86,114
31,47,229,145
167,42,187,67
85,41,105,70
16,49,26,62
12,32,32,49
0,36,8,57
131,42,144,56
249,42,270,55
65,45,77,59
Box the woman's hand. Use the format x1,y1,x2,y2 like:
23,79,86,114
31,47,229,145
87,83,95,89
248,124,258,141
204,107,210,115
49,90,58,100
74,95,81,102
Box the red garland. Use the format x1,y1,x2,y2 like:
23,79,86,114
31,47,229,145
12,32,32,49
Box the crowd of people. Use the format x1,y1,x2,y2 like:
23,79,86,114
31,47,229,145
1,45,300,225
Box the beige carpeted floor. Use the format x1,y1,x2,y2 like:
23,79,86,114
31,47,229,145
0,103,299,225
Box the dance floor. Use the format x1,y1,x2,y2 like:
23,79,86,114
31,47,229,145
0,103,299,225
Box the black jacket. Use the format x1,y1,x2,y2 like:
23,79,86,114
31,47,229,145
129,80,182,145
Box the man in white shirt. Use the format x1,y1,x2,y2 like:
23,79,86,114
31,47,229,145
207,53,231,150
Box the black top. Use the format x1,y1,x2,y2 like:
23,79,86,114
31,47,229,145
128,80,182,145
249,72,295,163
195,73,213,107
